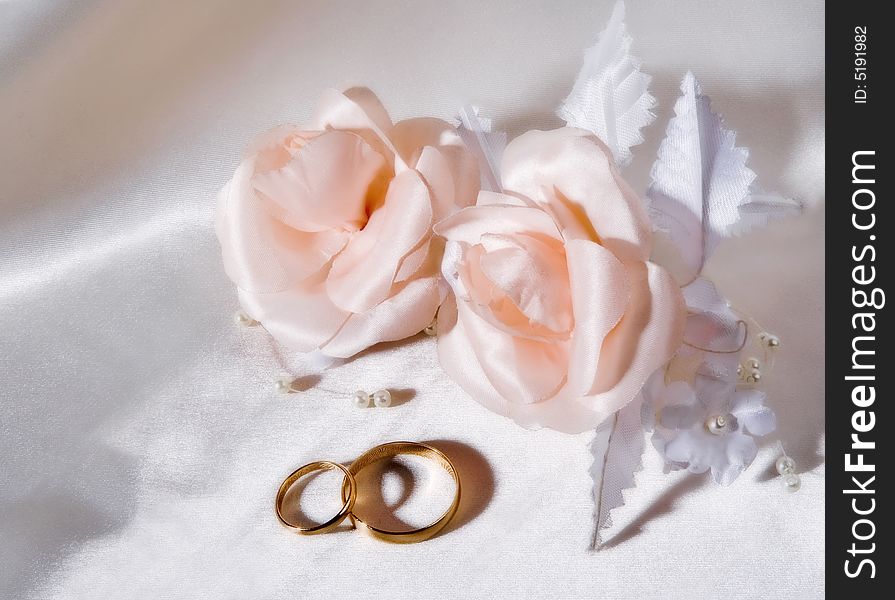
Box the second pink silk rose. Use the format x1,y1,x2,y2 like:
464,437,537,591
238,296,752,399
216,88,479,358
435,128,684,433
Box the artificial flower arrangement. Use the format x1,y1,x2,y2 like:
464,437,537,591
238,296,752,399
216,2,800,547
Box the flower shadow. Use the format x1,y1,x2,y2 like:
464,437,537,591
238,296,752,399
598,472,706,550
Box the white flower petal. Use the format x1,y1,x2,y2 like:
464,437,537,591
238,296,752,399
731,389,777,437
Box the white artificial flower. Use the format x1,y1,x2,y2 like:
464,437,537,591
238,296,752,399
645,378,776,485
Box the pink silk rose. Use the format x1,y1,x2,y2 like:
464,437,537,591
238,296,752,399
435,128,685,433
216,88,479,358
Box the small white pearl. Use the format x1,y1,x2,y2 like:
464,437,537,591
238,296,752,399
747,369,761,383
372,389,392,408
234,311,257,326
747,357,760,370
759,331,781,348
782,472,801,493
776,455,796,475
275,377,294,394
705,414,730,435
352,390,371,408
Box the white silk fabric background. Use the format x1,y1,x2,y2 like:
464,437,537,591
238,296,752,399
1,1,824,599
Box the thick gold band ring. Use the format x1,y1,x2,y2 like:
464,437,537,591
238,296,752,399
342,441,461,543
275,460,357,534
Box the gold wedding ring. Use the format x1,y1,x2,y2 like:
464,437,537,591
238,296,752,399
275,460,357,534
342,441,461,543
275,442,461,543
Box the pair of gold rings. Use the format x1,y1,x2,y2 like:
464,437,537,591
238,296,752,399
275,441,461,543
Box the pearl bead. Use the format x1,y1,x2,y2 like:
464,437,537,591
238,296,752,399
747,369,761,383
782,472,801,493
372,389,392,407
275,377,294,394
234,311,257,326
705,414,730,435
776,455,796,475
736,363,744,377
352,390,371,408
747,357,761,370
759,331,780,348
423,319,437,336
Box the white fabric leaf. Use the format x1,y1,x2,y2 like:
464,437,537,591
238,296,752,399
557,1,656,167
590,393,645,550
682,276,734,318
455,105,507,193
647,73,801,280
732,185,803,236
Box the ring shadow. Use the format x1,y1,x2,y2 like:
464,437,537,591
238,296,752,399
343,440,494,538
349,461,418,532
424,440,494,535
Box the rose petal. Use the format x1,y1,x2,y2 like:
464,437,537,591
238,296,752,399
577,261,685,426
454,242,560,341
393,145,473,284
474,233,572,334
501,128,652,262
326,170,433,313
456,299,569,405
307,88,400,166
321,275,442,358
342,87,394,133
476,190,533,208
414,146,459,221
237,276,349,353
390,117,480,211
244,125,318,172
564,239,629,397
252,130,385,232
437,295,513,417
216,158,350,293
434,203,562,245
437,295,597,432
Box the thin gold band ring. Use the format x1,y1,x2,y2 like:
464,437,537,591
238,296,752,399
275,460,357,534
